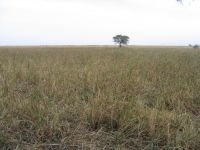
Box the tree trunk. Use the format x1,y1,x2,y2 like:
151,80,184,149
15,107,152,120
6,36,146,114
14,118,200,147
119,42,122,48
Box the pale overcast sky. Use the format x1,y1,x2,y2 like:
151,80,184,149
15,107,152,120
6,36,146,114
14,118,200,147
0,0,200,45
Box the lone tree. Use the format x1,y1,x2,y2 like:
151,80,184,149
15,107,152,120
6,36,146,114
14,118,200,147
113,35,130,48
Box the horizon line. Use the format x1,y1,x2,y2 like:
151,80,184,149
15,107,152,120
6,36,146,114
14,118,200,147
0,44,190,47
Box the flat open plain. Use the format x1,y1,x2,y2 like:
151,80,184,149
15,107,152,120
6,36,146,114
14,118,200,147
0,46,199,149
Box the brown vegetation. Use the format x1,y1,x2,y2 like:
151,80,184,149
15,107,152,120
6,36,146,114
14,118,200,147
0,46,199,149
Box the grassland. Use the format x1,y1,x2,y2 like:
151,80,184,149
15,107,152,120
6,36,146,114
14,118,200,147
0,46,199,149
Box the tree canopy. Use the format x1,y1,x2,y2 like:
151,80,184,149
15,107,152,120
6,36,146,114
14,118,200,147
113,35,130,48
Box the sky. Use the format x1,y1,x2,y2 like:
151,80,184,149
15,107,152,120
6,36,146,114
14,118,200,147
0,0,200,46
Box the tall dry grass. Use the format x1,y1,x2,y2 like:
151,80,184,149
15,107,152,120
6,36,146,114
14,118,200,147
0,47,199,149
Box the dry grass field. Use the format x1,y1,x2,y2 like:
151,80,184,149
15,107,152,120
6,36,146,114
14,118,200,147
0,46,200,149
